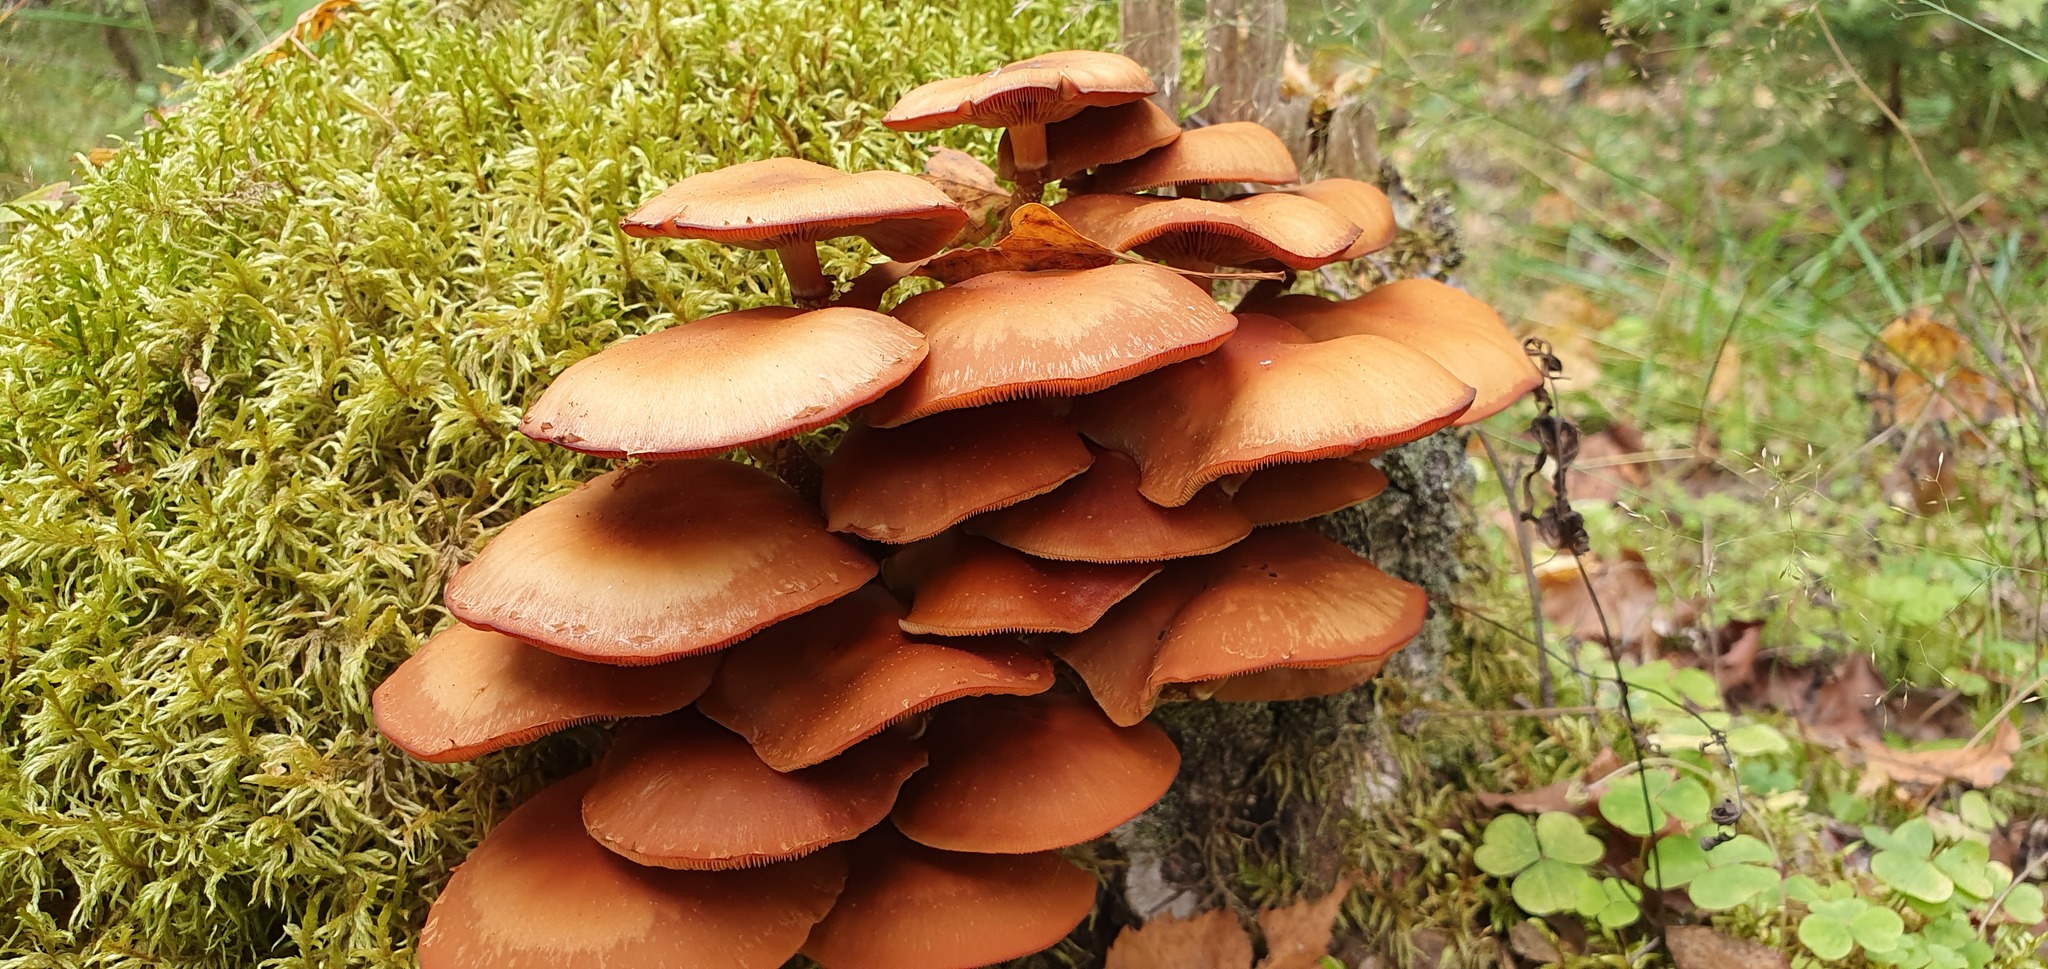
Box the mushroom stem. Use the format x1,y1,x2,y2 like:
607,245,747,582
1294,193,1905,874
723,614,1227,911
1007,123,1050,178
775,243,831,306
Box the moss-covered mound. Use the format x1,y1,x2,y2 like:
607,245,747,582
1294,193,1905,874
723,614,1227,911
0,1,1108,963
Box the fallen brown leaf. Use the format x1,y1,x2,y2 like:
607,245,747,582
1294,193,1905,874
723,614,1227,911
920,147,1011,246
1803,652,1886,745
1478,749,1620,816
1508,920,1563,965
1254,879,1353,969
1666,925,1790,969
917,203,1120,283
1861,309,2014,434
1537,550,1672,647
1106,908,1253,969
1707,619,1765,693
1855,719,2020,795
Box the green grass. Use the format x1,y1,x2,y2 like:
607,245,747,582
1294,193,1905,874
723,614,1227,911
0,0,1109,964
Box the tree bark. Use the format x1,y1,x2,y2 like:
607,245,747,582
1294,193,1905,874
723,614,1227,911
1118,0,1181,114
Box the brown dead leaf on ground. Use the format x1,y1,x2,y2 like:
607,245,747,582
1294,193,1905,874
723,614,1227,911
1107,882,1354,969
1861,309,2015,434
917,203,1120,283
1478,749,1620,816
1107,908,1253,969
1855,720,2020,795
1255,877,1355,969
1536,550,1684,647
1666,925,1790,969
920,147,1011,245
1554,420,1650,504
1507,920,1564,964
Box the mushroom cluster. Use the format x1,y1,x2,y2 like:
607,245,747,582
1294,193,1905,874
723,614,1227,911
375,48,1541,968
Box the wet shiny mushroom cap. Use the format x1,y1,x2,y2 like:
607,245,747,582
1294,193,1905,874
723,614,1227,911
521,306,927,460
996,99,1182,182
444,460,875,665
1084,121,1300,194
882,50,1156,132
1243,280,1542,424
1071,313,1475,507
1053,526,1427,726
581,713,927,870
821,401,1093,544
1051,192,1359,270
863,263,1237,427
417,771,847,969
883,532,1161,636
372,624,718,763
891,693,1179,853
697,586,1054,772
800,828,1098,969
967,444,1253,563
621,157,966,262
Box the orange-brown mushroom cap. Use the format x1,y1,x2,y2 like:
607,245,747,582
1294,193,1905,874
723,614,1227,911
967,444,1253,562
800,828,1098,969
1053,526,1427,726
620,158,966,262
882,50,1156,132
417,770,847,969
1071,313,1475,507
1284,178,1396,259
883,532,1161,636
1226,453,1389,526
997,99,1182,182
372,624,717,763
698,586,1054,772
1051,192,1359,271
862,263,1238,427
521,307,928,460
821,402,1094,544
1084,121,1300,194
1242,280,1542,424
891,693,1179,853
444,460,875,665
1205,659,1390,703
581,713,927,870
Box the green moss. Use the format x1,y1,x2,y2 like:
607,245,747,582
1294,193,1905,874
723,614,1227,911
0,1,1109,964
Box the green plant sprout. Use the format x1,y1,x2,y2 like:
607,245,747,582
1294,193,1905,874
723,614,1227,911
1473,812,1608,918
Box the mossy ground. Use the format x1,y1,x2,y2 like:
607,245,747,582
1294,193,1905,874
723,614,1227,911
0,1,1112,963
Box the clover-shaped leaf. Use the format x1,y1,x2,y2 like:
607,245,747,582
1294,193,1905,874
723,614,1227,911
2002,882,2045,924
1723,721,1790,756
1684,835,1780,911
1873,849,1953,904
1588,877,1641,928
1598,770,1711,836
1475,813,1608,917
1645,834,1710,890
1932,841,1993,900
1797,897,1869,961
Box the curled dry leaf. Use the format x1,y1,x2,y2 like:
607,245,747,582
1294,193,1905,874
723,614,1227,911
918,204,1121,283
1254,877,1354,969
1535,550,1675,647
921,147,1012,244
1854,720,2020,795
1476,749,1621,816
1861,309,2015,437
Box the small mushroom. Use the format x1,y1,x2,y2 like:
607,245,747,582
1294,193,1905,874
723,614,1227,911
1241,279,1543,424
520,306,927,460
697,586,1053,772
1226,453,1389,526
622,158,967,303
371,623,717,763
884,50,1156,205
821,401,1094,544
1050,192,1360,275
996,99,1182,184
890,693,1179,853
862,263,1237,427
882,532,1161,636
444,460,874,665
1083,121,1300,195
580,712,927,871
799,828,1097,969
966,444,1253,563
1071,313,1475,507
417,771,847,969
1053,526,1427,726
1282,178,1397,259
